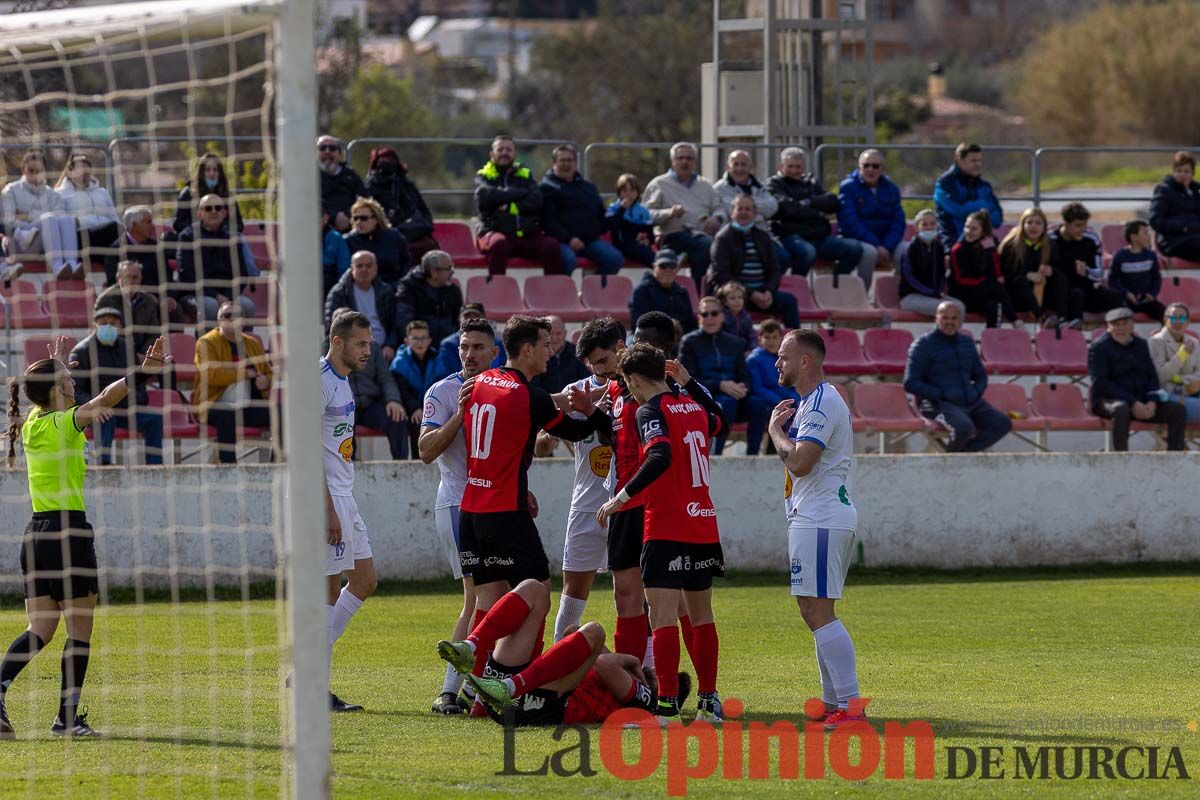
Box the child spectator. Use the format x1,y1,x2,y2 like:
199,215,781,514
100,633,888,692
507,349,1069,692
605,173,655,266
998,207,1053,326
717,280,755,352
1109,219,1165,321
949,210,1018,328
746,319,800,407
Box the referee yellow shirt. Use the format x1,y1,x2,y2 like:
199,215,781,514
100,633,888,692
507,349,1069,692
21,407,87,513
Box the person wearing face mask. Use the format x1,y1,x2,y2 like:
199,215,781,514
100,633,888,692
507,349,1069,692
899,209,964,319
1,150,82,280
95,260,162,359
192,302,274,463
54,153,119,267
707,194,801,329
363,146,438,263
69,307,164,465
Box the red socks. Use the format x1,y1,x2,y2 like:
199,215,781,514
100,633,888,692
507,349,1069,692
512,630,591,696
531,617,546,658
468,593,531,675
651,626,680,699
678,614,700,671
614,613,648,661
691,622,719,694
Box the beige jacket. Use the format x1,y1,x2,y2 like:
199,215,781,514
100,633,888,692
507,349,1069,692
1147,327,1200,390
643,171,725,237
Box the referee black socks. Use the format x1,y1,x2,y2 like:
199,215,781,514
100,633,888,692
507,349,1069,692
58,638,91,722
0,630,46,696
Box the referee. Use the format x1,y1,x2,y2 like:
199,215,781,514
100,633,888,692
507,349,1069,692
0,334,169,738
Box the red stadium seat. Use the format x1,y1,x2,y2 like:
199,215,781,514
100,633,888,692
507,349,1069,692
852,383,923,432
1034,328,1088,375
465,275,525,320
580,275,633,324
166,332,198,384
148,388,201,440
433,221,487,267
239,274,281,327
23,334,76,368
1159,275,1200,308
982,383,1045,432
980,328,1049,375
674,275,700,310
818,328,873,376
1030,383,1104,431
832,383,867,433
5,285,52,329
870,273,925,322
1099,224,1126,256
862,328,913,375
46,280,97,328
523,275,590,321
811,274,885,322
778,275,830,321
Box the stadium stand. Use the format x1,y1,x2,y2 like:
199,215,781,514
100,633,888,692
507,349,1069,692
861,327,912,375
979,328,1050,375
464,275,525,320
523,275,591,322
580,274,633,324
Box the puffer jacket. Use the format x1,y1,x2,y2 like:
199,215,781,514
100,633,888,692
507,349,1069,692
766,171,838,241
55,178,118,230
903,329,987,407
1,178,65,236
473,160,543,239
837,170,905,251
1149,174,1200,255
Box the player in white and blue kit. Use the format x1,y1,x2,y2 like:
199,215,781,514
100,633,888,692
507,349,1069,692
767,329,863,731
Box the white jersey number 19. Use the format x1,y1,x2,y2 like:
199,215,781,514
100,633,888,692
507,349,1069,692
470,402,497,460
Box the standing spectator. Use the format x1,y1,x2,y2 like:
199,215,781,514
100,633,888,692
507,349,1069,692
472,135,560,276
1,150,81,280
679,296,768,455
94,260,161,359
104,205,170,293
767,148,872,282
70,307,163,465
707,194,802,328
344,196,410,285
434,303,504,377
1148,150,1200,263
171,152,245,237
716,281,755,353
605,173,655,267
1109,219,1165,321
1049,202,1124,328
324,251,400,361
54,152,119,264
363,146,438,262
321,204,351,298
838,148,906,271
1089,307,1186,451
933,142,1004,249
629,249,696,335
998,208,1053,326
1148,302,1200,423
899,209,964,318
531,315,590,393
746,319,800,408
949,210,1018,328
713,150,782,264
175,195,255,324
396,249,463,346
390,321,441,458
540,144,624,276
317,135,366,233
347,333,408,461
643,142,726,286
904,301,1011,452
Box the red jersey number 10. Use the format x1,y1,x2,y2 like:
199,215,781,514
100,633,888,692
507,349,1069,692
682,430,711,488
470,402,497,460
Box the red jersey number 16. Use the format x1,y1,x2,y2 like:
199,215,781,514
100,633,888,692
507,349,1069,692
470,402,497,460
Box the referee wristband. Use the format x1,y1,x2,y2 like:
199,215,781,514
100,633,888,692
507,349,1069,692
616,488,631,504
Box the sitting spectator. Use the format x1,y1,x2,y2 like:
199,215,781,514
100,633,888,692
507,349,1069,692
344,196,410,285
679,296,768,455
171,152,246,237
390,321,441,457
175,194,255,324
104,205,171,293
838,148,905,271
934,142,1004,250
541,144,623,275
716,281,755,353
767,147,872,282
321,204,351,298
396,249,463,346
644,142,726,286
324,250,400,360
899,209,965,318
435,303,505,377
1,149,80,280
192,301,274,463
531,315,590,393
472,135,560,275
949,210,1017,328
1149,150,1200,263
1148,302,1200,423
1089,306,1185,451
95,260,162,358
746,319,801,409
707,194,802,328
629,249,696,335
363,146,438,262
54,152,119,264
904,301,1012,452
605,173,655,266
1109,219,1165,321
70,306,163,465
317,135,366,233
998,207,1053,326
344,319,407,461
713,150,784,263
1049,202,1124,328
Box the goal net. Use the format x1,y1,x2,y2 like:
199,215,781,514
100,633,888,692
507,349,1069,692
0,1,326,797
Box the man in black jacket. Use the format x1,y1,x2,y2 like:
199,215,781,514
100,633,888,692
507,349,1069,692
531,315,590,393
1088,306,1186,451
1048,202,1124,328
472,135,561,275
396,250,463,345
349,338,408,460
540,144,624,275
707,194,801,328
324,251,401,359
1148,150,1200,262
364,146,438,262
767,148,871,281
175,195,255,324
628,249,695,336
318,135,367,233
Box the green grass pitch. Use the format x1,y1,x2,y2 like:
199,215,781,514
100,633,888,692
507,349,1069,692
0,564,1197,799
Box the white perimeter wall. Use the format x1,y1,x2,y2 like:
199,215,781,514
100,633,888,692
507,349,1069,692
0,453,1196,589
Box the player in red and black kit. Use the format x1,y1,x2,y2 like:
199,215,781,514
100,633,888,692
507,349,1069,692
597,342,727,724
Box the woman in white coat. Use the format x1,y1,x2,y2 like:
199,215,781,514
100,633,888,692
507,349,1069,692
1,150,81,280
55,152,119,268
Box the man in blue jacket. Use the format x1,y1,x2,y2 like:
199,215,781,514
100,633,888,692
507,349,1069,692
629,249,696,335
390,320,442,458
933,142,1004,249
540,144,624,275
903,301,1011,452
838,149,906,272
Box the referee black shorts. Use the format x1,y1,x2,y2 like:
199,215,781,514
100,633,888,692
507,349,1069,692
459,510,550,588
20,511,99,602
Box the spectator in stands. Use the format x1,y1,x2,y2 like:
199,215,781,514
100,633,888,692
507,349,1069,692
95,260,161,359
172,152,245,237
767,147,872,282
175,194,255,324
716,281,755,353
344,196,410,285
1109,219,1165,321
70,306,163,465
1,149,81,280
363,146,438,262
933,142,1004,249
904,301,1011,452
644,142,726,286
605,173,655,267
347,327,408,461
708,193,802,328
714,150,783,264
998,207,1053,326
324,250,400,360
900,209,964,318
318,135,366,233
629,249,695,335
1089,306,1186,451
838,148,905,271
390,320,441,457
679,296,767,455
192,301,274,463
321,203,351,298
434,302,504,377
1049,202,1124,329
531,315,590,393
472,135,560,276
949,210,1018,328
55,152,119,265
396,249,463,345
1149,150,1200,264
746,319,800,409
1149,302,1200,423
104,205,165,288
540,144,624,276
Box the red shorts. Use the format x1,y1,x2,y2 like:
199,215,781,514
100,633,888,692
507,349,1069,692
562,669,622,725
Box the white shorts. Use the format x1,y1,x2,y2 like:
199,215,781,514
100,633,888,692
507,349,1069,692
561,508,608,574
326,494,373,576
788,525,855,598
436,505,466,581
